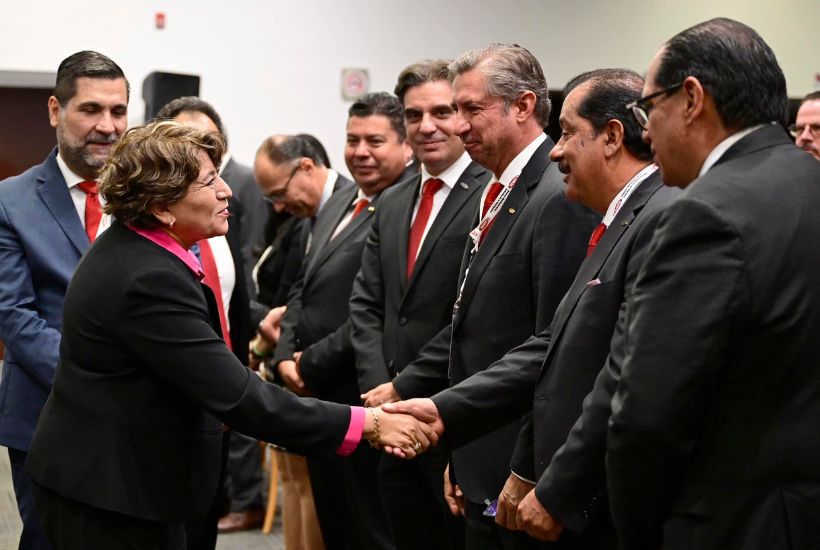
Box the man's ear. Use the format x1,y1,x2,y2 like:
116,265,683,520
681,76,706,125
48,96,61,129
603,119,625,158
513,90,537,123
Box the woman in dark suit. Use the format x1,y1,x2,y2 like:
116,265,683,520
25,121,433,550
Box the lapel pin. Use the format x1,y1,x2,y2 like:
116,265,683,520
460,182,469,190
368,206,376,212
621,220,630,227
508,208,516,214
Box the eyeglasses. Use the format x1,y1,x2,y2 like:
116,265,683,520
626,82,684,130
788,123,820,139
263,161,302,204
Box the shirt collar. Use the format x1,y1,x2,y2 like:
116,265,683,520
128,224,204,280
420,151,472,192
601,164,658,227
318,169,338,214
698,124,766,178
497,133,547,185
56,151,87,189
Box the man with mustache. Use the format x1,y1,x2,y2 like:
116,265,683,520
0,50,129,550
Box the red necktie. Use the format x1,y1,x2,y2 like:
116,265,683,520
351,198,370,220
198,239,232,351
586,223,607,257
479,181,504,246
406,178,444,279
77,181,102,243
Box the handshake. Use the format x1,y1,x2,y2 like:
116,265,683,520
361,398,443,459
362,396,565,542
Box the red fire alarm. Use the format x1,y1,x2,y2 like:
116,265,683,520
155,12,166,30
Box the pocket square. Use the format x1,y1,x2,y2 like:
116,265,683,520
585,278,602,288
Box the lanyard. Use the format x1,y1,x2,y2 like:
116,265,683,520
468,175,519,254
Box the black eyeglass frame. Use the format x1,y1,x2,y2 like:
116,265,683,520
263,160,303,204
626,82,684,130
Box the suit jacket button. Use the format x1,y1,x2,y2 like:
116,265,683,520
399,317,408,326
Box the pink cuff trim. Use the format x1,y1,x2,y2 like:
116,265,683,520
336,406,365,456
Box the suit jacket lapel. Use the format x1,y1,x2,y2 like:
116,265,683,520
304,185,356,280
544,171,664,365
36,151,88,255
454,140,552,329
404,163,485,295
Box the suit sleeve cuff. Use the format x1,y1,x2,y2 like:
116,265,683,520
336,406,365,456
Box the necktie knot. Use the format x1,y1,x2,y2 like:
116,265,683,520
482,181,504,218
586,222,607,257
77,181,99,196
422,178,444,197
78,181,102,243
351,198,370,220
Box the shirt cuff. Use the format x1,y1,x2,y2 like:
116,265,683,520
511,470,536,485
336,406,366,456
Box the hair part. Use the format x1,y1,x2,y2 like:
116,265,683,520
564,69,652,161
53,50,129,106
155,96,226,144
99,121,225,228
258,133,331,168
348,92,406,141
394,59,452,103
655,17,788,129
449,43,551,128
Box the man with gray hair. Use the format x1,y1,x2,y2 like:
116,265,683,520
387,44,597,548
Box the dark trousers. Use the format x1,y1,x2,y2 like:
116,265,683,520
224,431,264,512
308,444,395,550
8,448,52,550
31,481,186,550
184,431,230,550
379,448,465,550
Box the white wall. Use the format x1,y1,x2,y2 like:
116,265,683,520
1,0,817,172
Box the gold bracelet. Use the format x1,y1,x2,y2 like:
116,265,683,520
366,407,381,448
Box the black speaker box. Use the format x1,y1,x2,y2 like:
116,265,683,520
142,71,201,122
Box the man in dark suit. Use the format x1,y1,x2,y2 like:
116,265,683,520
350,59,490,550
156,97,261,538
387,69,679,548
272,92,414,549
386,45,597,549
604,18,820,549
0,50,128,550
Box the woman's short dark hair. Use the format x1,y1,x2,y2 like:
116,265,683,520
100,121,226,228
